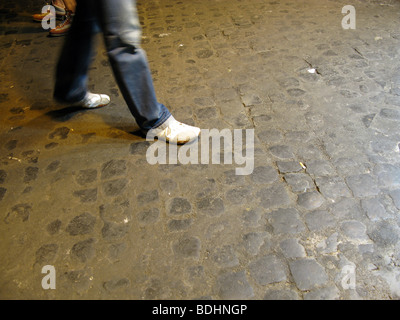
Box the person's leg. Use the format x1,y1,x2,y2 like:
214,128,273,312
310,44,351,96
53,0,99,103
94,0,171,131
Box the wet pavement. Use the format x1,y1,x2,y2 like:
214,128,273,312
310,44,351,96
0,0,400,300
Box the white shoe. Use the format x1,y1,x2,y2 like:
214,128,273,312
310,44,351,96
72,92,111,109
148,116,200,144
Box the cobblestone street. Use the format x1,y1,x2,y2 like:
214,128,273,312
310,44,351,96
1,0,400,300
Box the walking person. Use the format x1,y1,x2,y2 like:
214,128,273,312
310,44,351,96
54,0,200,144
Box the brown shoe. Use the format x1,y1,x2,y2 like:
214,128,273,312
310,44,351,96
49,11,73,37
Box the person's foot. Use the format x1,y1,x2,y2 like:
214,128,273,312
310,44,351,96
49,11,73,36
32,5,65,22
32,11,56,22
71,92,111,109
148,116,201,144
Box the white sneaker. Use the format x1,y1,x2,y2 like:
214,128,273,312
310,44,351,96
148,116,200,144
72,92,111,109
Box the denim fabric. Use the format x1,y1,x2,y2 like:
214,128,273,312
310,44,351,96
53,0,171,130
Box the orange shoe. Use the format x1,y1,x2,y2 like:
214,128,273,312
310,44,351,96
49,11,73,37
32,11,56,22
32,2,66,22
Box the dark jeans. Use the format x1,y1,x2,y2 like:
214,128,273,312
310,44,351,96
53,0,171,130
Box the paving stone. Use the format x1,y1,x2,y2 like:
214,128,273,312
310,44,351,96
62,269,91,293
346,174,380,197
241,208,262,227
216,271,254,300
71,238,95,263
138,208,160,225
374,164,400,188
225,187,251,205
284,173,315,192
257,184,292,209
305,210,336,231
315,176,352,200
48,127,70,140
276,161,304,173
305,160,336,177
75,169,97,185
46,219,62,235
168,197,192,215
0,187,6,201
0,169,7,183
101,222,130,241
361,198,391,221
101,160,127,180
368,222,400,247
35,243,58,265
269,145,294,160
130,141,151,154
167,219,193,232
249,254,287,285
102,178,128,197
263,289,300,300
103,278,130,292
268,208,306,235
242,232,269,256
172,236,201,259
297,191,325,210
280,238,307,259
329,197,364,220
251,166,279,184
289,259,329,291
4,139,17,150
389,189,400,209
66,213,96,236
46,160,60,172
341,220,369,241
196,196,224,216
24,166,38,183
73,188,98,203
211,245,239,268
137,190,159,205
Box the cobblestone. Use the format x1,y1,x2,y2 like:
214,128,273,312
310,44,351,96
1,0,400,300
